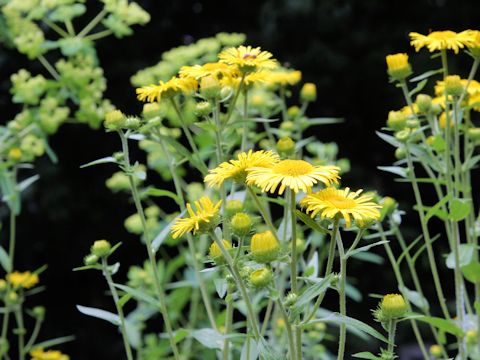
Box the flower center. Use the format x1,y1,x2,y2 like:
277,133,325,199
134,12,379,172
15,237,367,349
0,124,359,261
431,30,456,40
327,195,357,209
243,53,257,60
273,160,314,176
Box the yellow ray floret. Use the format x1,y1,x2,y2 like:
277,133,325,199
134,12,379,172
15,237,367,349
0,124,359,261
30,348,70,360
219,45,278,71
246,159,340,195
409,30,476,53
179,62,238,80
171,197,222,238
263,69,302,86
6,271,39,289
204,150,280,187
136,76,198,103
300,187,381,227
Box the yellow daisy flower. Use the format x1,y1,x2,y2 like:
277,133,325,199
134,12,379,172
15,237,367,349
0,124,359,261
171,197,222,238
246,159,340,195
219,45,278,73
434,78,480,97
30,348,69,360
220,71,271,88
469,93,480,111
263,69,302,86
7,271,39,289
136,76,198,103
179,62,238,80
204,150,280,187
409,30,476,53
300,187,381,227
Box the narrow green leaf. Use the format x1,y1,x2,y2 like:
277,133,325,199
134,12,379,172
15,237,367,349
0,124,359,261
346,240,389,259
407,314,464,337
399,285,429,311
446,244,476,269
80,156,117,168
113,283,160,308
292,274,333,317
76,305,119,325
409,69,443,82
30,335,75,351
0,245,11,272
377,166,407,178
425,193,453,222
143,188,181,206
352,352,382,360
408,79,428,97
295,210,328,234
191,328,225,349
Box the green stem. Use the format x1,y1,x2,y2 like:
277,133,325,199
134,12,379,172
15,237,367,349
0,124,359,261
84,29,113,41
209,230,261,340
303,218,339,323
42,20,69,38
290,190,298,294
276,298,296,359
336,230,347,360
78,8,108,37
14,305,25,360
0,309,10,359
64,20,75,36
223,292,234,360
8,206,16,271
101,258,134,360
119,132,181,360
24,317,42,352
246,187,279,242
38,55,61,81
224,75,245,125
241,88,249,151
260,298,274,337
441,49,449,78
387,320,397,354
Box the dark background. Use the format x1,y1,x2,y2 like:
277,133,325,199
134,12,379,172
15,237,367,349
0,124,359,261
1,0,480,358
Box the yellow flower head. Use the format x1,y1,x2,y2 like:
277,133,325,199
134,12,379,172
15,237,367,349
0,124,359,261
204,150,280,188
209,240,232,260
250,230,280,263
219,45,278,73
171,197,222,238
263,69,302,86
136,76,198,103
30,348,69,360
385,53,412,80
220,71,270,87
246,159,340,195
380,293,408,319
179,62,238,80
435,78,480,97
300,187,381,227
409,30,476,53
7,271,39,289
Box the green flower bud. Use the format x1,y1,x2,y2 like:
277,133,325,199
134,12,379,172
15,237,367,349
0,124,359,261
0,279,7,293
379,294,408,320
124,214,143,234
467,127,480,143
429,345,442,358
284,292,297,307
209,240,232,264
394,147,406,160
231,212,253,236
466,330,477,345
249,268,273,288
380,197,397,220
395,129,411,142
277,137,296,156
300,83,317,102
387,111,407,131
250,231,280,263
200,75,221,99
32,306,45,320
225,200,243,217
91,240,112,258
444,75,463,97
406,119,420,129
104,110,126,130
195,101,213,117
287,106,300,119
6,291,19,305
415,94,432,113
84,254,99,266
124,116,141,130
142,103,161,119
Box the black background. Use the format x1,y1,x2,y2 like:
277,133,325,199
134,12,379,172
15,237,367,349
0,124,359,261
1,0,480,358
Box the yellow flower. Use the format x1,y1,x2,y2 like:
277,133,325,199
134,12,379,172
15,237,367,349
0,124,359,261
204,150,280,188
435,78,480,97
300,187,381,227
469,93,480,111
246,159,340,195
30,348,69,360
385,53,412,80
380,293,408,319
220,71,270,87
409,30,476,53
263,69,302,86
209,240,232,261
219,45,278,73
136,77,198,103
179,62,238,80
171,197,222,238
250,230,280,263
7,271,39,289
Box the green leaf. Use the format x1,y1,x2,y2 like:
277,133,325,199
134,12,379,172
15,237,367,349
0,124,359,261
113,283,160,308
351,252,384,265
118,293,133,308
191,328,225,349
290,274,333,318
461,261,480,283
475,301,480,315
399,285,429,311
76,305,119,325
300,117,344,130
30,335,75,351
306,313,388,343
376,131,402,148
407,314,464,337
80,156,118,168
377,166,407,178
295,210,328,234
174,328,190,343
352,352,382,360
408,79,428,97
17,175,40,193
409,69,443,82
449,198,472,222
345,240,389,259
0,245,11,272
425,193,453,222
430,135,446,152
143,187,181,206
446,244,476,269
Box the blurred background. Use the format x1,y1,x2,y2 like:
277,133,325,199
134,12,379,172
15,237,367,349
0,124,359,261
1,0,480,358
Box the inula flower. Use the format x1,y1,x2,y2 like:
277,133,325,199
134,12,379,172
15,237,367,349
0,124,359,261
409,30,476,53
219,45,277,73
385,53,412,81
435,78,480,97
249,267,273,288
246,159,340,195
204,150,279,187
30,348,69,360
171,197,222,238
179,62,237,79
136,77,197,103
300,187,381,227
7,271,39,289
209,240,232,262
250,230,280,263
379,294,408,320
264,69,302,86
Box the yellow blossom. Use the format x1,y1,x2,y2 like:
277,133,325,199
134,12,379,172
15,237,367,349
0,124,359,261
219,45,278,73
409,30,476,53
7,271,39,289
136,77,197,103
30,348,69,360
179,62,238,79
171,197,222,238
250,230,280,263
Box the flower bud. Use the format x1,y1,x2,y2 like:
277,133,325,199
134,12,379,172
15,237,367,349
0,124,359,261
7,148,22,162
280,121,295,132
429,344,442,358
249,267,273,288
284,292,297,307
250,231,280,263
200,75,221,99
0,279,6,292
386,53,412,81
84,254,99,266
104,110,125,130
380,197,397,220
142,103,161,119
231,212,252,237
395,129,411,142
415,94,432,113
91,239,112,258
195,101,213,117
277,137,296,156
466,329,477,345
386,111,407,131
394,147,406,160
287,106,300,119
32,306,45,320
406,119,420,129
209,240,232,264
225,200,243,217
124,116,141,130
300,83,317,102
467,127,480,142
220,86,233,100
380,293,408,320
5,291,19,305
444,75,463,97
